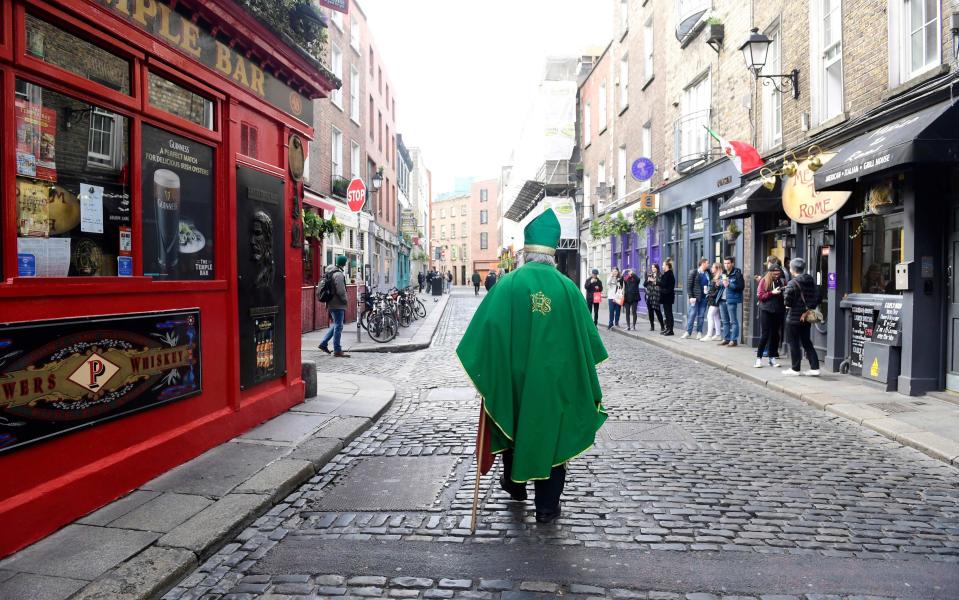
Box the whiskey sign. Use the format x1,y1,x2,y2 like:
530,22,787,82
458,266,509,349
95,0,315,124
0,310,201,453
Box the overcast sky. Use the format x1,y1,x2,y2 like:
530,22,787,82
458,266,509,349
359,0,613,195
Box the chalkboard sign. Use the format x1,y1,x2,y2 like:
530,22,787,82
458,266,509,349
871,300,903,346
850,305,877,376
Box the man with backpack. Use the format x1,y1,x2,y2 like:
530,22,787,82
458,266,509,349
484,270,497,291
317,255,350,358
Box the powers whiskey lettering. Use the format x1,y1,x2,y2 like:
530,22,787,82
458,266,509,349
0,310,201,453
95,0,313,124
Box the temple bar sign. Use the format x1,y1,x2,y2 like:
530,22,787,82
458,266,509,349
96,0,314,124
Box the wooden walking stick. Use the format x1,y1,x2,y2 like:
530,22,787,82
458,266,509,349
470,400,487,534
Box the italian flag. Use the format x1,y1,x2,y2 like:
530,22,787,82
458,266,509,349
705,126,764,174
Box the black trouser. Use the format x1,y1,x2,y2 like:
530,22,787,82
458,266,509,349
501,451,565,515
757,311,783,359
589,302,600,324
787,321,819,371
624,301,639,328
474,284,480,295
647,305,664,329
663,301,674,332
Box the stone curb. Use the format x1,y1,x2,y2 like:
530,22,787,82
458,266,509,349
611,327,959,467
56,375,397,600
350,292,452,353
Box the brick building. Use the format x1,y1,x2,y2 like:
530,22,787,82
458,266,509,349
469,178,500,279
430,192,471,285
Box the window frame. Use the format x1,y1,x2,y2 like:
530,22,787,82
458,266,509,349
350,64,360,124
619,52,629,111
890,0,942,85
810,0,844,125
583,101,592,146
350,140,361,180
330,43,343,109
598,81,608,131
761,24,783,151
350,16,361,52
331,126,344,180
643,16,654,85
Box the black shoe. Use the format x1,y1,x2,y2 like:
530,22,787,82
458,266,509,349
318,344,331,355
535,507,561,524
606,325,612,330
650,325,655,331
663,331,674,336
499,476,527,502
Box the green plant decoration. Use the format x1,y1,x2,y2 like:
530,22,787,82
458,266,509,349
724,221,741,241
610,213,634,236
332,177,350,198
302,210,344,240
236,0,328,65
632,208,657,235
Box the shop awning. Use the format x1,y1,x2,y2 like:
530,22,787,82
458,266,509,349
815,99,959,191
303,190,338,212
718,178,781,220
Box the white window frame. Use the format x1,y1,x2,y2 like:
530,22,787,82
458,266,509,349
583,173,592,219
620,0,629,35
809,0,844,125
679,72,711,163
617,145,628,203
619,53,629,111
761,25,783,151
350,65,360,124
889,0,941,85
330,9,343,30
584,102,592,146
87,107,120,169
640,122,652,190
331,127,343,180
350,140,361,180
598,81,608,131
480,232,488,250
330,43,343,109
350,16,361,52
597,160,607,212
480,210,488,224
643,17,654,84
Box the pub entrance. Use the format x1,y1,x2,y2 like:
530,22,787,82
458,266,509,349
946,196,959,392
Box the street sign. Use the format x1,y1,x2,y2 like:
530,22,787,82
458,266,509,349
347,178,366,213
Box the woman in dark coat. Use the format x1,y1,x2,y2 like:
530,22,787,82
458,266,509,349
644,264,665,332
584,268,603,326
622,269,642,331
658,258,676,336
754,260,787,368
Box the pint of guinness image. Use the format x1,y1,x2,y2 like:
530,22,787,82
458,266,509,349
154,169,180,273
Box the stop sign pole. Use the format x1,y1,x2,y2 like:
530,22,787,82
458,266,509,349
347,178,366,212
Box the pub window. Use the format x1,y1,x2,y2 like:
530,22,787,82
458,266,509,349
25,13,131,94
241,122,258,159
14,80,130,277
140,124,215,280
851,211,904,296
148,72,215,130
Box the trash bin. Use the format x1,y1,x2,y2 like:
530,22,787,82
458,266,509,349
431,277,444,296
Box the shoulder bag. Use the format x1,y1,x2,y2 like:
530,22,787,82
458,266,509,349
799,285,823,324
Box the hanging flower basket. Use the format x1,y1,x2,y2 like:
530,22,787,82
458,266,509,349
723,222,741,242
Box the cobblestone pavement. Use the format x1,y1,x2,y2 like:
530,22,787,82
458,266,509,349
164,290,959,600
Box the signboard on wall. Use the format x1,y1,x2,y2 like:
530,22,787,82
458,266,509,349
541,197,577,240
318,0,350,12
0,310,201,453
95,0,314,124
782,154,851,224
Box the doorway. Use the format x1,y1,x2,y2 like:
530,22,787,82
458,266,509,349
947,198,959,391
461,265,466,287
806,227,829,356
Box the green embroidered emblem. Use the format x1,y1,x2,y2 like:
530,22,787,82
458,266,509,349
530,291,552,315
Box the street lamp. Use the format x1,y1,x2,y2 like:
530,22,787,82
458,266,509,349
739,28,800,99
951,13,959,63
371,168,384,192
574,187,584,205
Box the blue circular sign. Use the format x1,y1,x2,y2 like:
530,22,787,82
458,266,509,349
631,157,655,181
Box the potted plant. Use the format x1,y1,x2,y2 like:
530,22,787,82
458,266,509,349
331,177,350,198
632,208,657,236
705,17,724,52
724,221,741,242
610,213,634,236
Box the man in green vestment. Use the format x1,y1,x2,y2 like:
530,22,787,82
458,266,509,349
457,208,608,523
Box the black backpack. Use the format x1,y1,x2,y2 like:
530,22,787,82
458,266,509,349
316,269,338,303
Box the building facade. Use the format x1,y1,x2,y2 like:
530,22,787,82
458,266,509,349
409,147,432,279
469,178,500,279
431,192,471,284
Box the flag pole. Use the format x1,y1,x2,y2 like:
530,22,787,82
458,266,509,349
470,400,486,534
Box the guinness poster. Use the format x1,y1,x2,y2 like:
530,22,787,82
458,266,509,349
141,125,215,280
0,310,201,453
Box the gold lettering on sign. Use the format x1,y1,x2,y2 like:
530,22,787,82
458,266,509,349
132,0,157,27
233,57,250,87
250,65,266,97
215,41,233,77
180,20,201,58
156,3,180,45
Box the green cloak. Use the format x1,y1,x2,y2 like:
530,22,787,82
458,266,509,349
456,261,608,482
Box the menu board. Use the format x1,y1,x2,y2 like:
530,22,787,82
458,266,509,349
871,300,903,346
850,305,877,376
140,125,214,280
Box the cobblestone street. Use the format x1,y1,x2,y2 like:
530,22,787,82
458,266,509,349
164,289,959,600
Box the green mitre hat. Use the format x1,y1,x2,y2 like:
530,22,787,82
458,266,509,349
523,208,561,256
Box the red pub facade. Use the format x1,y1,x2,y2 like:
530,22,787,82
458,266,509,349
0,0,338,556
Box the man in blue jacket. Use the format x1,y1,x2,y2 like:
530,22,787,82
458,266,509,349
719,256,745,347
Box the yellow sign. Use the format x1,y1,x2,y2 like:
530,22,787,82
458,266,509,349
870,357,880,378
782,154,851,224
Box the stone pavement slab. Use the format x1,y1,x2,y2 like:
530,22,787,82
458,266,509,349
239,412,334,445
107,492,213,532
72,547,197,600
0,572,87,600
0,524,158,581
77,490,162,526
141,442,290,497
233,458,315,501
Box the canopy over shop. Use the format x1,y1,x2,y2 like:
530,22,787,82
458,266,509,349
0,0,338,556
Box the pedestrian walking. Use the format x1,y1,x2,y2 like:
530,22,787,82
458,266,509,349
457,208,608,525
471,270,482,295
754,258,786,368
446,270,453,293
644,264,665,332
701,261,723,341
782,258,821,376
622,269,642,331
718,256,744,347
484,270,498,291
682,258,710,339
659,259,676,336
316,255,351,358
584,269,603,326
417,271,425,292
606,267,623,330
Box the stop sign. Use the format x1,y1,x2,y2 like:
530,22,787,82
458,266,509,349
347,178,366,212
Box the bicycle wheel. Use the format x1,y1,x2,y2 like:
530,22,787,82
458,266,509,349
397,305,412,327
414,299,427,319
368,313,392,343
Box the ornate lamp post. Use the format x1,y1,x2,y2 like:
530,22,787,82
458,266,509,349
739,28,800,99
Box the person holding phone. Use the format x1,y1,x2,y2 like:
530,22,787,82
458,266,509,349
659,258,676,336
584,269,603,326
644,264,665,332
754,259,787,367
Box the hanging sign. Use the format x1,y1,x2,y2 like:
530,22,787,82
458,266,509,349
782,153,851,224
318,0,349,12
631,157,655,182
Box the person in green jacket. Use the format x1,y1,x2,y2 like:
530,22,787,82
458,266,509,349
471,270,482,295
456,209,608,523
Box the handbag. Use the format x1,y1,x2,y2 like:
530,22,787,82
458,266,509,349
592,291,602,304
799,284,824,324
